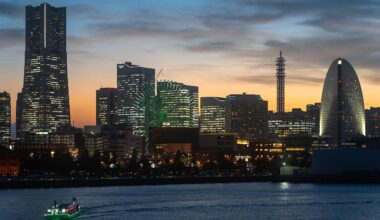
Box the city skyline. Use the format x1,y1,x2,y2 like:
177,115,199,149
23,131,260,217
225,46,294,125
2,1,380,127
4,2,380,219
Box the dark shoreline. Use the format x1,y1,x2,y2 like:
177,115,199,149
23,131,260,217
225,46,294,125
2,175,380,189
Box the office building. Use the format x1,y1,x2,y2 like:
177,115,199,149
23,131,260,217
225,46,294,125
226,93,268,138
0,92,11,146
16,93,22,139
84,125,141,158
156,81,199,128
96,88,117,127
269,108,316,138
200,97,227,133
306,103,321,134
366,107,380,138
18,3,70,137
116,62,155,136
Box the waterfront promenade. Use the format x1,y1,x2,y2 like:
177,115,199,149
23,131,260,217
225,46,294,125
3,175,380,189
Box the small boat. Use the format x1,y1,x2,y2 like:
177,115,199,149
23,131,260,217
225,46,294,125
44,198,80,220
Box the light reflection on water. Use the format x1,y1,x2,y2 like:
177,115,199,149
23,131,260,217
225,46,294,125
1,182,380,220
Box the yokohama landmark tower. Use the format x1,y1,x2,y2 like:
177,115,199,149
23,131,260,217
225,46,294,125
18,3,70,137
276,51,285,113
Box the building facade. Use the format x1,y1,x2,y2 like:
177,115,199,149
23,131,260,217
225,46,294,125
306,102,321,135
148,127,199,154
15,128,76,153
96,88,117,127
0,92,11,146
116,62,155,136
84,125,141,158
269,108,317,138
366,107,380,138
320,58,366,145
200,97,227,133
0,146,20,176
18,3,70,138
156,81,199,128
226,93,268,138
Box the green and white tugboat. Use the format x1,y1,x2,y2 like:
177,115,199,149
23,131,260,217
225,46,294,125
44,198,80,220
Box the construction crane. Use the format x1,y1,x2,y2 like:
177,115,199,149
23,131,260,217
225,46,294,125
155,68,164,95
156,68,164,82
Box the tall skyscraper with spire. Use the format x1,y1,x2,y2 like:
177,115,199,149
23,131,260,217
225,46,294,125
18,3,70,137
276,51,285,113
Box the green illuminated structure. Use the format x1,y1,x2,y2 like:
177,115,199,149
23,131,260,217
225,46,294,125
157,81,199,128
132,80,199,137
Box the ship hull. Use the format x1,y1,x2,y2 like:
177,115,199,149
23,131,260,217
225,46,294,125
44,212,80,220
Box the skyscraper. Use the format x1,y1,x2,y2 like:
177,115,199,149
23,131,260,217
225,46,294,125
96,88,117,127
0,92,11,146
156,81,199,128
226,93,268,138
320,58,366,145
16,92,23,139
306,102,321,135
188,85,199,128
18,3,70,137
200,97,227,133
276,51,285,113
116,62,155,136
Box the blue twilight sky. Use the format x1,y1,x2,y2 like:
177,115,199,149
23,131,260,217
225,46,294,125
1,0,380,126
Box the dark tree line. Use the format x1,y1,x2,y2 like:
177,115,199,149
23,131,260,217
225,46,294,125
19,149,312,177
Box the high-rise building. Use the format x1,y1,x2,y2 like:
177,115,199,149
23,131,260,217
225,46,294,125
16,92,23,139
96,88,117,127
200,97,227,133
268,108,316,138
156,81,199,128
0,92,11,146
306,102,321,134
366,107,380,138
226,93,268,138
116,62,155,136
276,51,285,113
18,3,70,137
320,58,366,145
188,85,199,128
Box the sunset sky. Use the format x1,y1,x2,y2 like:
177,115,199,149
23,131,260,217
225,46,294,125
1,0,380,127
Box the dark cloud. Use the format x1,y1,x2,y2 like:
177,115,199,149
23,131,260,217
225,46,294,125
67,4,107,20
234,74,324,86
185,41,236,53
0,28,23,49
0,2,22,18
234,75,274,85
88,19,210,41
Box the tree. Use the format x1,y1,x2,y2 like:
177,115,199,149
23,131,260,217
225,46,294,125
217,153,234,173
138,154,151,175
172,151,185,175
126,148,139,175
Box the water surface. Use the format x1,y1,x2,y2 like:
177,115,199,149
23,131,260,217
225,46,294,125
1,182,379,219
